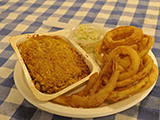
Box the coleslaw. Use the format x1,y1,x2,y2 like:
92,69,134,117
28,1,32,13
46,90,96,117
74,24,104,42
70,23,105,53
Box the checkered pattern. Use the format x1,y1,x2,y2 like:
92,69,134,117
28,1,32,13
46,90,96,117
0,0,160,120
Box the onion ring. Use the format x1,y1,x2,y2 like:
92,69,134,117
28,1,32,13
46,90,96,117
51,73,98,105
76,72,98,97
51,26,158,108
103,26,143,49
140,64,159,92
107,75,149,102
107,63,158,102
95,40,109,65
107,46,140,81
116,54,153,87
51,95,70,106
138,34,154,57
69,70,119,108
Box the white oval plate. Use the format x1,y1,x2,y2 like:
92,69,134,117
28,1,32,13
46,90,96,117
13,30,158,118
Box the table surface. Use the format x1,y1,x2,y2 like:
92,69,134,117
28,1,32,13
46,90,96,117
0,0,160,120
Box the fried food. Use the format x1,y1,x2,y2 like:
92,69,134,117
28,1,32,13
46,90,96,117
53,60,120,108
107,75,149,102
51,73,98,106
18,35,90,94
134,34,154,57
94,26,158,102
95,26,155,64
107,63,158,102
51,26,158,108
51,95,70,106
69,71,119,108
116,54,153,87
140,64,158,91
107,46,140,81
76,72,99,97
103,26,143,49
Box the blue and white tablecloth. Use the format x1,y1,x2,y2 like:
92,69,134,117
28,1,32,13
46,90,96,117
0,0,160,120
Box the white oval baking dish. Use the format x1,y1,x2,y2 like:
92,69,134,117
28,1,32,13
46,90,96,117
10,32,100,101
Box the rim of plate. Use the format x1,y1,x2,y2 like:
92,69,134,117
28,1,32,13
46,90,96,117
13,29,158,118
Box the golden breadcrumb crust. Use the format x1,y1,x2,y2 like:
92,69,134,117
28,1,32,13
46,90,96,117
18,35,90,94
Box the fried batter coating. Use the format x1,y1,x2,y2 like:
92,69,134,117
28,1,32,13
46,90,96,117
51,26,158,108
103,26,143,49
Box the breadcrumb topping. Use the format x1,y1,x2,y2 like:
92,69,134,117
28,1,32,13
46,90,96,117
18,35,90,94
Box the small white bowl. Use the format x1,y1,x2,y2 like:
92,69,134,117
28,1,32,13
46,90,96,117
69,23,106,53
10,32,100,101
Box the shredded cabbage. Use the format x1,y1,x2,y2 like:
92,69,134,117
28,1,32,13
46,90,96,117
73,24,104,42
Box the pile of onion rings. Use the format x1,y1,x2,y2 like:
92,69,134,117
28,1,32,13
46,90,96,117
51,26,159,108
95,26,154,64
